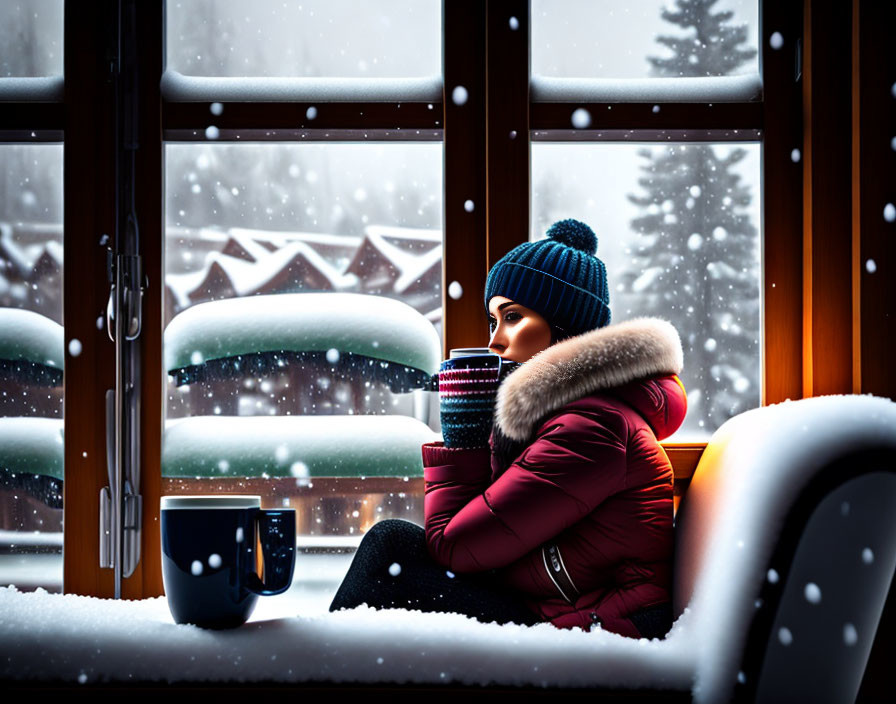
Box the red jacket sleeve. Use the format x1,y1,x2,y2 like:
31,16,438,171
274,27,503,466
423,407,629,573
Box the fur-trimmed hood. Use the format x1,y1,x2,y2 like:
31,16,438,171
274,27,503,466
494,317,684,442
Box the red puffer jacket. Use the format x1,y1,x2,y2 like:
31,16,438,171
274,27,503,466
423,318,687,637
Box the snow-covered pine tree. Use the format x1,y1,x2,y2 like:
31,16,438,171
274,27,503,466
625,0,759,434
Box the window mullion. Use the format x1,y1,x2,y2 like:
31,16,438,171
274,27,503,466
761,0,804,406
162,102,442,138
531,101,763,135
854,0,896,399
133,0,165,599
801,0,855,397
485,0,531,269
442,0,488,355
62,0,118,597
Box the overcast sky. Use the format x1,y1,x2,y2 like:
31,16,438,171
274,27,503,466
166,0,758,78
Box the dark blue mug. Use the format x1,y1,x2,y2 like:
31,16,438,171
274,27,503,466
161,495,296,629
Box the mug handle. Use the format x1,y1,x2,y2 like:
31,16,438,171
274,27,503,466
247,509,296,596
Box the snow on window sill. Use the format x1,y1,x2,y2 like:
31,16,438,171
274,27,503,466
531,73,762,103
0,76,64,102
161,70,443,103
0,584,698,690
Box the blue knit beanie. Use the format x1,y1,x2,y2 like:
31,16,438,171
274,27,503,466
484,219,611,337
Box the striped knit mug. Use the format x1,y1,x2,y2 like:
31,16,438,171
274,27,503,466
438,350,519,449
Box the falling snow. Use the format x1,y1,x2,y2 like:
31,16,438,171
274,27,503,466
803,583,821,604
447,281,463,300
451,86,468,106
571,108,592,129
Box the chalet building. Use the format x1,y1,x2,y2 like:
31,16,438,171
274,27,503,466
0,222,64,325
163,224,441,325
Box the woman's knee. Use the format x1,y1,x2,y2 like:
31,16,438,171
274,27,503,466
355,519,426,562
363,518,423,545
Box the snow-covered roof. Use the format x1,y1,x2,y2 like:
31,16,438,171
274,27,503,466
347,229,416,275
29,244,63,277
228,227,362,251
161,70,442,103
242,241,357,294
166,225,440,307
347,229,441,296
531,73,763,103
394,244,441,295
164,292,441,375
163,415,438,478
0,76,64,101
43,239,64,266
0,223,34,277
364,224,442,245
0,308,64,370
220,232,271,263
164,268,214,311
0,417,64,480
165,242,357,309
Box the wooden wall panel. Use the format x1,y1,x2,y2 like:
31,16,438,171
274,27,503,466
761,1,804,405
802,1,854,397
853,1,896,400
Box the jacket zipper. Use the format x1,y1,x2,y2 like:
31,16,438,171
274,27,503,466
541,542,581,605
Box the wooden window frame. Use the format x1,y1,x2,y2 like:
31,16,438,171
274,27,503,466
0,0,889,598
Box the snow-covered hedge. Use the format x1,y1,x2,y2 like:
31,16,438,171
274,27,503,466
164,292,441,381
163,415,438,478
0,417,64,480
0,307,64,372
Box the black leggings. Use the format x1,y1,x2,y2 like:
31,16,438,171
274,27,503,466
329,519,540,627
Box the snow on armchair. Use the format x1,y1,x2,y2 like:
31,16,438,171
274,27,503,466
672,394,896,703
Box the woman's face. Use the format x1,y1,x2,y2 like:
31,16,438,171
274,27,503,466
487,296,553,363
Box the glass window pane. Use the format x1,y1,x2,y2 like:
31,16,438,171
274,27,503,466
163,143,442,563
0,0,64,77
166,0,441,78
532,0,759,79
532,142,761,440
0,144,64,592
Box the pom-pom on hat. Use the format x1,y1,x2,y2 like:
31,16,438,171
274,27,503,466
484,218,611,337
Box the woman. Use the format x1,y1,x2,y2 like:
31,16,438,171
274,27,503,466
330,219,687,639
